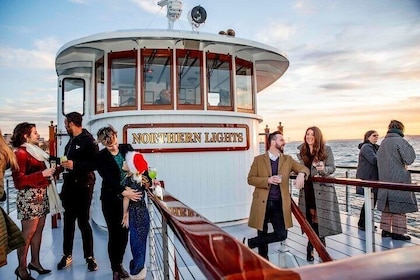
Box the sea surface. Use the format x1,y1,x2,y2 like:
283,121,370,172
283,135,420,181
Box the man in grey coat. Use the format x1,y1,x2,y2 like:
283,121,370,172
377,120,417,241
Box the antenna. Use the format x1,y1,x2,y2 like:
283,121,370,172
157,0,183,30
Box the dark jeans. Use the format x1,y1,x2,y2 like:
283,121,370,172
249,200,287,259
358,189,378,227
102,198,129,272
63,203,94,259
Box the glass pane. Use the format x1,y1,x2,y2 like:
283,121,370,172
110,57,136,107
143,53,172,105
96,62,104,112
63,78,84,116
236,60,253,110
178,51,201,105
207,54,231,107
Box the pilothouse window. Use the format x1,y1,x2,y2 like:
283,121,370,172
206,53,232,110
108,50,137,111
142,49,173,109
62,78,85,116
177,50,203,108
236,58,254,112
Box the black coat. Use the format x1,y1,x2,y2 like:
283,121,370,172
95,144,134,202
355,141,379,195
61,129,98,208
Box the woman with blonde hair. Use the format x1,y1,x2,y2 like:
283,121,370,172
0,128,25,268
11,123,56,280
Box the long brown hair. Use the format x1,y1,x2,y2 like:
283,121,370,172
299,126,326,167
0,128,19,171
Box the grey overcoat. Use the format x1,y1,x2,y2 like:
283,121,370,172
297,145,342,238
376,132,418,213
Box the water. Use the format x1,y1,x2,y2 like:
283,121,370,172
282,135,420,182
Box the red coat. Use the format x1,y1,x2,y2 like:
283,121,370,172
12,147,49,190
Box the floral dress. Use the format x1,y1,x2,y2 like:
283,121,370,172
12,147,49,220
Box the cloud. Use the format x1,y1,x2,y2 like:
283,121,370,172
130,0,163,14
0,37,59,70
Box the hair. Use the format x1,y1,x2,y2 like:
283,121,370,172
388,120,404,132
268,131,282,143
300,126,326,166
97,125,117,146
0,128,19,171
11,122,36,148
363,130,377,142
65,112,83,127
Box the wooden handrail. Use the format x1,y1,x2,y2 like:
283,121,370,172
311,176,420,192
147,190,301,279
290,198,333,262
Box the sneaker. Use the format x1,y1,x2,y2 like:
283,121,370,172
57,255,72,270
86,257,98,271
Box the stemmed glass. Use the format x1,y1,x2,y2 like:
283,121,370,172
313,160,323,177
149,167,157,182
60,155,69,174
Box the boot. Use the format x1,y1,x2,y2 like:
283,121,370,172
306,241,314,261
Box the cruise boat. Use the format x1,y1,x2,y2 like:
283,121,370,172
2,1,419,279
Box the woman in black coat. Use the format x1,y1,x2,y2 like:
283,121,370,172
355,130,379,231
96,126,141,280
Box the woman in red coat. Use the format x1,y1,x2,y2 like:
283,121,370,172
11,122,56,280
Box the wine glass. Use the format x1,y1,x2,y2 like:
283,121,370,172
60,155,69,174
149,167,157,181
313,160,323,177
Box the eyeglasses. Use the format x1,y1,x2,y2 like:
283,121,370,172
371,134,379,137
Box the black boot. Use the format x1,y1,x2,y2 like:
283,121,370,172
313,223,326,247
306,241,314,261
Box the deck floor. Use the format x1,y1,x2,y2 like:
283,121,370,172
1,209,419,280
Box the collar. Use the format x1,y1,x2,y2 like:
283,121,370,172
268,151,280,161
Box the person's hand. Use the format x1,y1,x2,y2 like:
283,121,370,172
268,175,281,185
61,160,74,170
121,213,129,228
315,161,324,172
295,173,305,189
42,168,56,178
122,187,142,201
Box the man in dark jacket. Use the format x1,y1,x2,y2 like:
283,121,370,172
57,112,99,271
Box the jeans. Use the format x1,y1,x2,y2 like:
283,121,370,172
249,200,287,259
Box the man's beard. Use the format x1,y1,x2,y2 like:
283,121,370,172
276,143,284,153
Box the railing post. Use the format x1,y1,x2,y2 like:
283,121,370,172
148,196,158,277
162,217,169,280
364,187,374,253
345,171,350,213
278,240,299,268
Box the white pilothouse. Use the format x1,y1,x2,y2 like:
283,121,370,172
54,0,289,226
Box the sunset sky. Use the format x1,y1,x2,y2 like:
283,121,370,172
0,0,419,141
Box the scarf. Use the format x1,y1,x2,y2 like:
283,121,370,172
388,128,404,137
22,143,63,215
